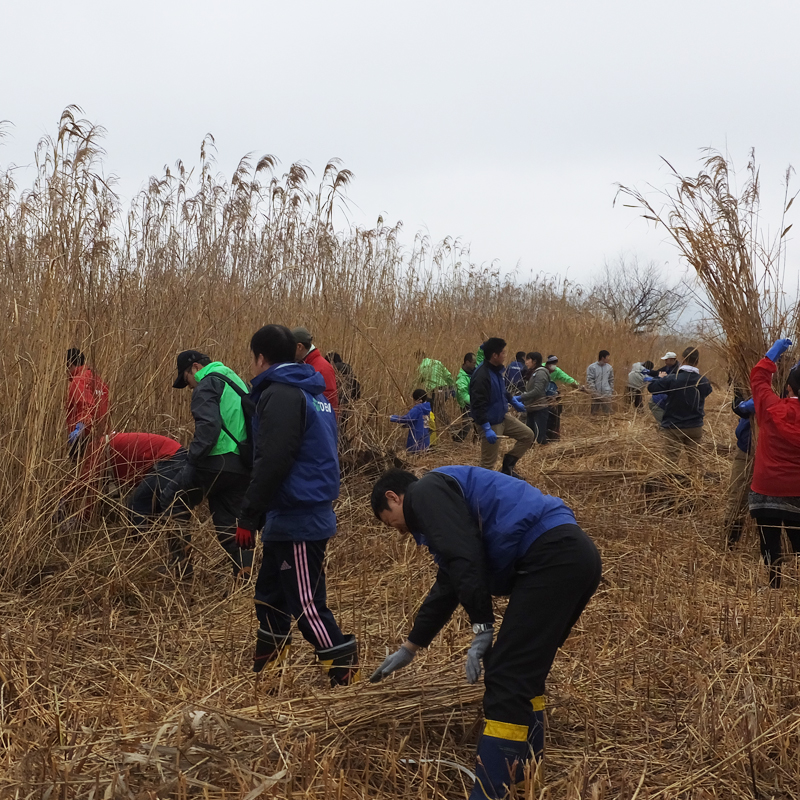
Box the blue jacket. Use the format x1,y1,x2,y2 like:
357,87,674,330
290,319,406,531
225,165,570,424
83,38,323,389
504,360,526,393
404,466,578,647
469,362,511,426
732,396,753,454
238,362,339,541
391,402,432,452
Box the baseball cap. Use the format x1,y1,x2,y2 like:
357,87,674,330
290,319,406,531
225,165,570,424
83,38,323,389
291,326,313,346
660,351,677,361
173,350,209,388
546,355,558,364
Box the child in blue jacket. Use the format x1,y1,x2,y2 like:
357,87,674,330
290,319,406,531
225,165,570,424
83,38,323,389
391,389,433,452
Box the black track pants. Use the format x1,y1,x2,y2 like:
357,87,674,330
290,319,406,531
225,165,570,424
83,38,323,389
482,524,602,728
255,538,345,651
755,516,800,588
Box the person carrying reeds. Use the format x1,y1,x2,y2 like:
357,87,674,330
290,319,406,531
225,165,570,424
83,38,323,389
469,338,533,477
163,350,253,580
724,391,754,549
746,338,800,588
369,466,602,799
646,346,712,468
235,325,359,685
586,350,614,415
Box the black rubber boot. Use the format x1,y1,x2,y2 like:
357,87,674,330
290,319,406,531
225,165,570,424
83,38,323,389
316,634,360,686
500,454,523,480
253,629,292,673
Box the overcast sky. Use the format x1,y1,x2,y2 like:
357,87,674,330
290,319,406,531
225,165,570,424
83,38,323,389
2,0,799,285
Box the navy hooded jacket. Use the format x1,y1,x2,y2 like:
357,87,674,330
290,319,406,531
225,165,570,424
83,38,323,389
238,362,340,541
391,401,432,452
403,466,576,647
469,362,512,426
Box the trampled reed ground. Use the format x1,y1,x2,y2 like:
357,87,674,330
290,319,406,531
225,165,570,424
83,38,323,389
1,110,797,798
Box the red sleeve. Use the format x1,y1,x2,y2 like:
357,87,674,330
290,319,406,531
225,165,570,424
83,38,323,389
109,433,182,484
750,357,780,420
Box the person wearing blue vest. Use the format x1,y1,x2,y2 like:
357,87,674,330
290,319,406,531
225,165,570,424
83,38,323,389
235,325,358,686
369,466,602,799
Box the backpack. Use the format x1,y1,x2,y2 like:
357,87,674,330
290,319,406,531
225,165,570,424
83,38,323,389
545,380,559,398
212,373,256,469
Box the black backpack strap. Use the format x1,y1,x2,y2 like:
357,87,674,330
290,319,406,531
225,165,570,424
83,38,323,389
209,373,250,447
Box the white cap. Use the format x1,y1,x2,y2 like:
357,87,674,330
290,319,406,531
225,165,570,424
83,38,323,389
660,351,677,360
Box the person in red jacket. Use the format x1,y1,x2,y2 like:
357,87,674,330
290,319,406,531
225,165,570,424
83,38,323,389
66,348,110,452
107,432,183,485
292,327,339,413
748,337,800,587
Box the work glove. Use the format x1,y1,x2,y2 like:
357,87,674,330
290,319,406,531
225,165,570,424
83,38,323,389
235,526,255,549
738,398,755,415
465,627,494,684
510,396,525,413
389,415,400,423
369,645,416,682
68,422,85,445
766,338,793,362
482,423,497,444
642,375,654,382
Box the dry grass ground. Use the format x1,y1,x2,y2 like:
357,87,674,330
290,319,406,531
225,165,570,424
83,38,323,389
3,392,799,800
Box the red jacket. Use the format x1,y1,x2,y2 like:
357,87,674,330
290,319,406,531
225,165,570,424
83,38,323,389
67,366,110,431
108,432,182,484
304,347,339,412
750,357,800,496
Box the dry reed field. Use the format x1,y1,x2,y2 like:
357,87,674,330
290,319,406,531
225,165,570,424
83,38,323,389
2,110,800,798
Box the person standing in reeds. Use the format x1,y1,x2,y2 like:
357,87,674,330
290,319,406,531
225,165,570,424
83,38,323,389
646,346,712,468
626,361,652,408
724,392,754,549
164,350,253,580
235,325,359,685
504,351,527,394
292,327,339,413
66,347,110,455
747,338,800,588
586,350,614,415
519,352,551,445
469,338,533,478
646,352,678,424
453,352,477,443
416,352,455,432
544,355,581,441
369,467,602,800
390,389,433,452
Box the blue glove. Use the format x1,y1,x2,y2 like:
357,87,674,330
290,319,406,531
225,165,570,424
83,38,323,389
68,422,85,445
738,398,755,415
481,423,497,444
510,396,525,413
389,415,400,423
766,338,793,362
642,375,654,383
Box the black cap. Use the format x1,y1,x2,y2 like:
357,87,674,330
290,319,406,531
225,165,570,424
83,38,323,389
173,350,209,389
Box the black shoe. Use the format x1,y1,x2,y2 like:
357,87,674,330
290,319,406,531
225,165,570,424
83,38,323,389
500,454,523,480
316,634,360,686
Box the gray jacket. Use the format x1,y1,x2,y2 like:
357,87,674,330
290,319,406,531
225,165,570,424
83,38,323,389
627,362,647,390
519,366,551,411
586,361,614,398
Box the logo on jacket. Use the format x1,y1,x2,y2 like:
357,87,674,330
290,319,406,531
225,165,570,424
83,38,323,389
312,398,333,414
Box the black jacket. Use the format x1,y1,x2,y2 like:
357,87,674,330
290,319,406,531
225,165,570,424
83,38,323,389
469,361,510,426
403,472,495,648
648,367,713,429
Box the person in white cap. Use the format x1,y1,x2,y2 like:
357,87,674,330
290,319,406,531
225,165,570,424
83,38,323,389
645,352,679,423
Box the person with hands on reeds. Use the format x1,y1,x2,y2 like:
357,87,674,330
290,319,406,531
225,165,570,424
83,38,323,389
236,325,359,685
724,391,754,550
469,338,534,478
544,355,581,441
747,337,800,587
369,466,602,800
453,352,477,442
519,352,551,445
66,348,110,454
390,389,433,452
586,350,614,415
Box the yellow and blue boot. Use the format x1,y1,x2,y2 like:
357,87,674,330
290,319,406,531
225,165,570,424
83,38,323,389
316,634,360,686
253,629,291,673
528,696,546,786
469,720,530,799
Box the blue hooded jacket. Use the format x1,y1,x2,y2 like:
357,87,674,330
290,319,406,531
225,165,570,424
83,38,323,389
239,362,340,541
391,401,432,452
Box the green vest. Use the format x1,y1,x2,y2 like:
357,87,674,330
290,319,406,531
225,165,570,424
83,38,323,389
195,362,248,456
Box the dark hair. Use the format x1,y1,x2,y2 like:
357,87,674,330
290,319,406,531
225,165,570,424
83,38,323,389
515,351,525,362
598,350,610,361
250,324,297,365
788,366,800,395
326,351,343,364
643,360,654,371
371,468,419,517
412,388,429,403
67,348,85,368
482,337,507,358
463,352,475,363
682,346,699,366
526,351,543,366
